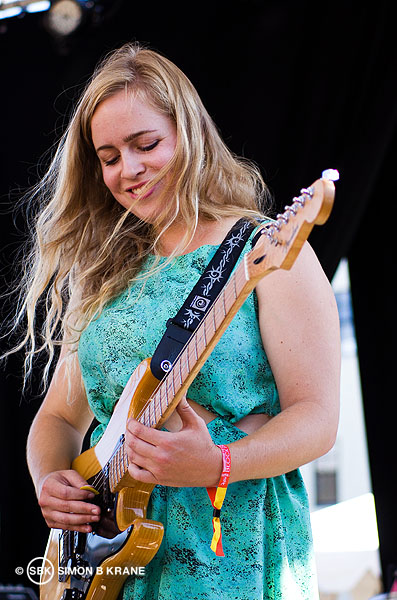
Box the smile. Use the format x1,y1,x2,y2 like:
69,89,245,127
127,181,157,199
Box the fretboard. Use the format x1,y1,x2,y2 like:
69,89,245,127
139,257,252,427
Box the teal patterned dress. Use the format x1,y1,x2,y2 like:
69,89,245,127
78,233,319,600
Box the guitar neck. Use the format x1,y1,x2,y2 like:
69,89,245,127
140,258,256,429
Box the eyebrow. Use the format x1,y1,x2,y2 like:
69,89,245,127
95,129,158,153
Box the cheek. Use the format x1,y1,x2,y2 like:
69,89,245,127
101,169,117,192
156,138,177,169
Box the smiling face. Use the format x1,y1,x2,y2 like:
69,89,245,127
91,90,177,223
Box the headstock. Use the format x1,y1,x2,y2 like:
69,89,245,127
246,172,337,282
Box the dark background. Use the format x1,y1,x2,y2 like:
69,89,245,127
0,0,396,595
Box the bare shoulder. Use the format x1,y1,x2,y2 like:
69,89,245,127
256,241,337,318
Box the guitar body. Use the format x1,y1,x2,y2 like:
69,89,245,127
40,358,165,600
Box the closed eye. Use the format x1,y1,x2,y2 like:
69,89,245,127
139,140,160,152
103,156,119,166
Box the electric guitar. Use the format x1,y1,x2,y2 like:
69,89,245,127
40,171,337,599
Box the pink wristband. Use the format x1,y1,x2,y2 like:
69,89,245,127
206,444,231,556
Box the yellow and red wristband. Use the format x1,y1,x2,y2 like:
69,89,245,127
206,444,231,556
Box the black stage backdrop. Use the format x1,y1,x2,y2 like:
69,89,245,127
0,0,396,593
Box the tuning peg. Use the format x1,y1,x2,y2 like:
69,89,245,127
322,169,340,181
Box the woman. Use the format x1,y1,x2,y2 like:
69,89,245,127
18,43,339,599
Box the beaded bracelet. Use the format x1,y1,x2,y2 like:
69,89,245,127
206,444,231,556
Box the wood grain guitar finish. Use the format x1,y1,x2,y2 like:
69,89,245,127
40,174,336,599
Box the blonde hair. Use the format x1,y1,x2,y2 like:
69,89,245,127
6,42,269,389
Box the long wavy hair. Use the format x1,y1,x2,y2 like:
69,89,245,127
5,42,269,390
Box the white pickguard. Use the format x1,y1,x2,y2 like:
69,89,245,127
94,361,148,467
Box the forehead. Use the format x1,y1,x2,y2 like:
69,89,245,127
91,90,174,146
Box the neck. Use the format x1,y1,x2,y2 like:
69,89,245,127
156,217,239,256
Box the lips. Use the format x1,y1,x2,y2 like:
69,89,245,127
126,180,158,200
130,186,146,195
126,180,149,195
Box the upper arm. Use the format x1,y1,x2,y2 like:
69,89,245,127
255,242,340,426
37,344,94,437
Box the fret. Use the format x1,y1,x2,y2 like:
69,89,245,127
194,333,199,361
178,358,183,386
155,392,161,424
171,371,175,398
157,387,163,423
122,445,128,471
159,385,166,416
224,282,233,313
235,263,246,296
203,319,207,346
116,449,121,482
146,396,152,427
158,384,165,412
147,397,153,427
152,399,156,425
109,463,114,491
143,402,153,427
148,392,157,427
212,306,216,332
143,408,150,428
233,273,237,300
185,343,192,377
184,349,190,376
196,323,204,356
113,452,118,484
116,454,123,483
149,397,156,426
172,365,180,394
120,448,126,477
111,454,116,486
214,300,222,329
164,380,170,408
145,397,149,426
222,288,227,317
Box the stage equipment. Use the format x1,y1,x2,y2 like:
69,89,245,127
0,0,50,19
45,0,86,36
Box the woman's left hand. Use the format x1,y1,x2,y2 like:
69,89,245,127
125,398,222,487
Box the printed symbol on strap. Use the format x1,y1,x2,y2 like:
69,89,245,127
190,295,210,312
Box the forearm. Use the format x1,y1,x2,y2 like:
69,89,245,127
228,400,338,483
27,411,84,497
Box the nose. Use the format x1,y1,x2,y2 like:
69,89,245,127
120,151,146,179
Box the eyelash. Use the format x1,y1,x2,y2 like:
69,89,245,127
103,140,160,166
140,140,160,152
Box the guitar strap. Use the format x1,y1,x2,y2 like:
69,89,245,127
150,218,260,380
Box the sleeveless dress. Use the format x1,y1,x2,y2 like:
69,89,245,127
78,234,319,600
